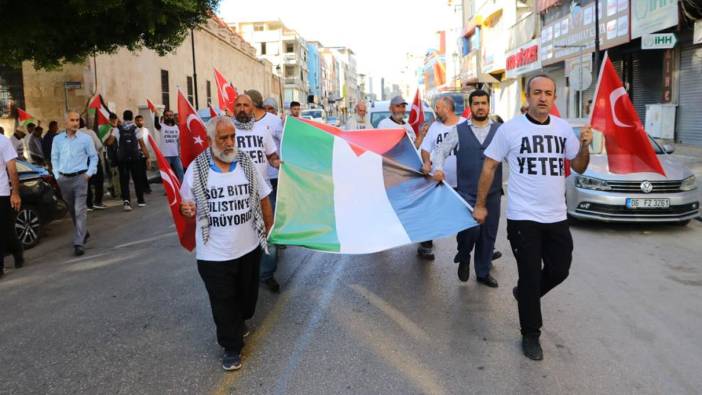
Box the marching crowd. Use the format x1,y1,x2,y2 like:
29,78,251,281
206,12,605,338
1,75,592,371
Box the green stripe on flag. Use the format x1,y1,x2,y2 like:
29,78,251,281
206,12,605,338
268,117,340,251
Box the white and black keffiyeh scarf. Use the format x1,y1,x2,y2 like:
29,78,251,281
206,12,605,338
192,148,269,254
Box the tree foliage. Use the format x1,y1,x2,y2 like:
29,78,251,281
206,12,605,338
0,0,220,69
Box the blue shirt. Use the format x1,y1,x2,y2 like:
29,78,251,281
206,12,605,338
51,130,98,179
209,154,237,173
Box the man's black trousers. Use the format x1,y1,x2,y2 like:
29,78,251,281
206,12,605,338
455,193,501,278
507,219,573,338
197,247,261,353
118,160,145,204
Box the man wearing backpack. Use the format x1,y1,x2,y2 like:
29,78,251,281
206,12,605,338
105,110,150,211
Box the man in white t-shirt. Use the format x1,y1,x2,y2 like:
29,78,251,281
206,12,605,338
473,74,592,361
345,101,373,130
377,96,428,148
154,109,184,181
180,115,273,371
237,92,282,293
0,132,24,277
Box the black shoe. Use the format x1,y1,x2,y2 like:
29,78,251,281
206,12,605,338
14,255,24,268
477,274,498,288
84,232,90,245
458,259,470,282
492,251,502,261
522,336,543,361
222,351,242,371
74,246,85,256
513,286,519,302
263,277,280,293
243,322,250,338
0,269,4,279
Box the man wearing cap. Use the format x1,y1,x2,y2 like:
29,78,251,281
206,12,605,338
262,98,279,116
240,91,283,293
377,96,426,148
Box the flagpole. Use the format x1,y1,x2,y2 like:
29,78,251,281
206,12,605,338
589,51,608,125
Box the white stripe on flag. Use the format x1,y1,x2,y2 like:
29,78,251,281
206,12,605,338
332,137,411,253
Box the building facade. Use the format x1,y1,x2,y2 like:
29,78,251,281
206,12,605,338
1,16,281,136
235,20,309,108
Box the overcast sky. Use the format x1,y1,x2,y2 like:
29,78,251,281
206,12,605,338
218,0,457,84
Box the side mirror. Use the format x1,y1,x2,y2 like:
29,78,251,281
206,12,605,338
663,144,675,154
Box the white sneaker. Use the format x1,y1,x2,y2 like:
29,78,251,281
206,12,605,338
123,201,133,211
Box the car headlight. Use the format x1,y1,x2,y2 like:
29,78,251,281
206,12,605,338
575,176,611,191
680,176,697,191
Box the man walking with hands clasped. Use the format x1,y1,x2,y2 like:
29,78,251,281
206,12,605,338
472,75,592,360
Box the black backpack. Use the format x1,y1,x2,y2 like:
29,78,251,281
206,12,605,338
117,124,140,162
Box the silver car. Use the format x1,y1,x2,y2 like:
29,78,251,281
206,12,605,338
566,121,699,224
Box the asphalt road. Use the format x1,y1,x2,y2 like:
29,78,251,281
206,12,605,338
1,184,701,394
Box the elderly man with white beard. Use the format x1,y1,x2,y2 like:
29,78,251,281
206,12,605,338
180,114,274,371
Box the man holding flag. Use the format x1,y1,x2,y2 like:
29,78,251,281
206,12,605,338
153,109,184,181
473,74,592,361
180,115,273,371
378,96,427,148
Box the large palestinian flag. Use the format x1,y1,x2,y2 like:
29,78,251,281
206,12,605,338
268,117,477,254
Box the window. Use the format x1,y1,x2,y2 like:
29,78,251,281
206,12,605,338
161,70,170,110
286,42,294,53
300,70,304,82
254,24,264,31
187,76,194,105
261,42,267,55
206,80,212,106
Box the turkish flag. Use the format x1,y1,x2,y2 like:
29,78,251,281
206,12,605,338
208,105,218,118
462,106,472,119
177,89,209,169
214,67,237,114
147,134,195,251
550,103,561,117
590,54,665,175
408,89,425,137
146,98,158,114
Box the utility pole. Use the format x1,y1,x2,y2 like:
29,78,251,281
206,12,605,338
594,0,601,74
191,29,199,108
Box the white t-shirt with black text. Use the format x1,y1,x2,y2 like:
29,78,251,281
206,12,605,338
159,124,180,157
235,124,277,185
0,135,18,196
377,117,416,145
484,115,580,223
181,163,271,261
253,113,283,179
420,117,466,188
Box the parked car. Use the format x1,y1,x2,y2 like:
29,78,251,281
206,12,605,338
14,160,67,248
566,120,699,224
326,116,341,127
301,109,326,123
368,100,436,128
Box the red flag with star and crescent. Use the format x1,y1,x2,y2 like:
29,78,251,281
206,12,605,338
214,67,237,115
590,53,665,175
147,134,195,251
177,89,209,169
408,89,424,137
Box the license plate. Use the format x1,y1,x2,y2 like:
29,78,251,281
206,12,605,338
626,198,670,209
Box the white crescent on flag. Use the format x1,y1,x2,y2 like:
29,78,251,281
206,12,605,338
160,170,179,206
187,114,206,133
609,87,633,128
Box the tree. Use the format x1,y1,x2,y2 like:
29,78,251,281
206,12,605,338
0,0,220,69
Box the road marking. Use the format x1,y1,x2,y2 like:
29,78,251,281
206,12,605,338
113,232,174,249
63,252,112,264
349,283,430,343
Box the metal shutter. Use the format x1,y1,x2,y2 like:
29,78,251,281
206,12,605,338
676,45,702,146
631,55,663,122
